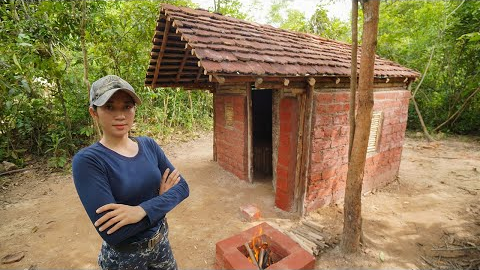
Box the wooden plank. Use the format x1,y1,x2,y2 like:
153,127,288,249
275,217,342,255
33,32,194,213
148,71,197,76
175,49,191,82
159,65,199,70
152,78,200,83
144,82,214,89
246,83,253,183
299,83,315,215
213,91,217,161
152,20,172,88
293,91,306,212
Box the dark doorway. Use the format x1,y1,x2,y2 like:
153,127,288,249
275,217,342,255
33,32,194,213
252,89,273,181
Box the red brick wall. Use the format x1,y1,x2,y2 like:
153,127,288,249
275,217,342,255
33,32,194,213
275,97,299,211
215,94,248,181
305,89,410,212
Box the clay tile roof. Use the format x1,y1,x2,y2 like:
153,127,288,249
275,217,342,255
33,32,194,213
145,4,420,88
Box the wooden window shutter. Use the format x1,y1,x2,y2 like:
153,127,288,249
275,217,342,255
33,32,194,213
367,111,383,153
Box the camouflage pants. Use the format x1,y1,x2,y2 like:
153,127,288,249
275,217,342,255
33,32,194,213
98,223,177,270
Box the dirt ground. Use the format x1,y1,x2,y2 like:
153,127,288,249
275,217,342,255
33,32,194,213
0,133,479,269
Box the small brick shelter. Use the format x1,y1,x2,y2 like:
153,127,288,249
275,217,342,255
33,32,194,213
145,4,420,214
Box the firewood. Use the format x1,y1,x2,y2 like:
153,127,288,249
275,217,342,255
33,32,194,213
301,220,325,235
258,249,265,269
244,243,261,270
295,226,325,246
286,231,316,256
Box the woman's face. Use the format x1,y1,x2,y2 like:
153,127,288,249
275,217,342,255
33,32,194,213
90,91,136,139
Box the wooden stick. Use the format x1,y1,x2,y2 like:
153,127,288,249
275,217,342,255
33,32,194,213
244,243,261,270
287,231,318,256
296,226,325,242
258,248,265,270
302,220,325,234
262,249,269,268
0,168,31,176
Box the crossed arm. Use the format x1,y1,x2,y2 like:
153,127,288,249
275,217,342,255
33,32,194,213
94,168,181,235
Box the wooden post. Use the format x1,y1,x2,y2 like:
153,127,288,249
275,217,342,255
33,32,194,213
213,88,217,161
293,89,307,212
246,83,253,183
299,80,314,215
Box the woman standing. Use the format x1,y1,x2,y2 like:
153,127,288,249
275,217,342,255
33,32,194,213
72,75,189,270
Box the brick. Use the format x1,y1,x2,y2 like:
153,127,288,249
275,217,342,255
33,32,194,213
275,190,292,211
282,249,316,269
316,92,334,104
239,204,261,221
334,92,349,103
321,167,337,179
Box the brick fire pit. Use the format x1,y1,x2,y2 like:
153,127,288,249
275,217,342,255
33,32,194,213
215,222,315,269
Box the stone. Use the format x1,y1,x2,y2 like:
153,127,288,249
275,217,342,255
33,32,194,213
2,161,17,171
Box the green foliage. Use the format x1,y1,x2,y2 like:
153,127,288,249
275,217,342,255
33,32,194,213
377,0,480,134
0,0,213,168
267,1,350,42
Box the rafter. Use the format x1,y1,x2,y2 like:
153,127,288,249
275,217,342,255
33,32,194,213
175,48,191,82
195,67,203,83
152,19,172,88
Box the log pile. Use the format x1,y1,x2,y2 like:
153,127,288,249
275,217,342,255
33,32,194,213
284,220,331,256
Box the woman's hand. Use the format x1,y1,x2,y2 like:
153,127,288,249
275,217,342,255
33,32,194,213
94,204,147,234
159,168,181,195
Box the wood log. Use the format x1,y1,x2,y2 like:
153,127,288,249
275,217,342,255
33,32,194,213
294,227,325,247
255,77,263,88
301,220,325,235
258,249,265,270
294,232,320,256
244,243,261,270
286,231,317,256
262,249,269,268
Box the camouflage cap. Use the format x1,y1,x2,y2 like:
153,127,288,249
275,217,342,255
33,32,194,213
89,75,142,107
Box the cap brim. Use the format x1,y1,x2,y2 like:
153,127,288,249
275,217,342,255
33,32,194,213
92,88,142,107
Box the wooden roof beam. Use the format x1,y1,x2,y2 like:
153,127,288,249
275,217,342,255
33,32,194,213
152,19,172,88
195,67,203,83
254,77,263,88
175,48,191,82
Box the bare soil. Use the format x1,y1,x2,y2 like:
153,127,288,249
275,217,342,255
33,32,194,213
0,133,479,269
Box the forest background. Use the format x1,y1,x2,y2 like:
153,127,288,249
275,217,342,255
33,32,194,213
0,0,479,169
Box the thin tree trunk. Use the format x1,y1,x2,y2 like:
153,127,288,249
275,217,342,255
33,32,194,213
433,87,480,132
56,79,73,153
348,0,358,161
188,90,195,130
341,0,379,254
409,48,435,141
80,0,89,93
411,96,435,141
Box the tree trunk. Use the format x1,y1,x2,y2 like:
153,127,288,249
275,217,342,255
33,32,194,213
433,87,480,132
55,79,73,154
341,0,379,254
348,0,358,161
80,0,89,93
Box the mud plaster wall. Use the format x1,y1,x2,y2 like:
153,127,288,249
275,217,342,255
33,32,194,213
271,90,280,192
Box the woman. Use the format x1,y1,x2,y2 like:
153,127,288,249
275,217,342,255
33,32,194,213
72,75,189,270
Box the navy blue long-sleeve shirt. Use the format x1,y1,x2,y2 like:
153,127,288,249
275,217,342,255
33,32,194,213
72,136,189,246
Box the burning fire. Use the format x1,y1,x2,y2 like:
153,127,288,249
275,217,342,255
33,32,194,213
244,227,274,269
